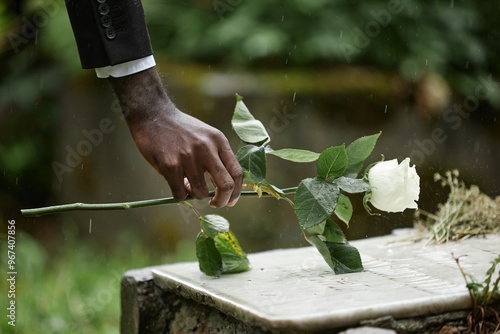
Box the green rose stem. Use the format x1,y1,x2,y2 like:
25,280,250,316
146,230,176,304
180,201,203,220
20,187,298,217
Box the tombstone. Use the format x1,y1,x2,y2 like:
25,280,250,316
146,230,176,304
120,229,499,333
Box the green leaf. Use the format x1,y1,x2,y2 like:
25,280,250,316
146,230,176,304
334,195,353,227
196,232,222,277
214,231,251,273
316,145,348,180
267,148,320,163
200,214,230,238
254,179,284,200
307,235,337,271
236,145,266,183
305,220,326,236
294,177,340,230
305,219,347,243
308,235,363,274
232,95,269,145
344,132,381,177
334,176,370,194
325,242,364,274
363,191,375,215
323,219,348,243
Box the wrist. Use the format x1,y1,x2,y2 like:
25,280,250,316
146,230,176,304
108,67,176,122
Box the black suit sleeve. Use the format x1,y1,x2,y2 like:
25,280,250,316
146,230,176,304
65,0,153,69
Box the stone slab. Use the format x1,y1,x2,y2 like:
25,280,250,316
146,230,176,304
152,230,500,332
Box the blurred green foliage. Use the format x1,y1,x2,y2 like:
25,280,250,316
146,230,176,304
1,0,499,82
143,0,499,96
0,228,196,333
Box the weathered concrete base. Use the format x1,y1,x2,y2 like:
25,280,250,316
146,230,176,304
120,268,291,334
120,270,472,334
120,230,499,333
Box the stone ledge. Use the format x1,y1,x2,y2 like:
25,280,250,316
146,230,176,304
120,229,500,333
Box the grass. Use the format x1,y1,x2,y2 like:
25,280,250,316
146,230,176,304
415,170,500,245
415,170,500,333
0,227,196,334
455,254,500,334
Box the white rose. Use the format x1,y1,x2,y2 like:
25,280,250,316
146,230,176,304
367,158,420,213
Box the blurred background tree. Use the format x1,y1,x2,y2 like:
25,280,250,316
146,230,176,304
1,0,499,332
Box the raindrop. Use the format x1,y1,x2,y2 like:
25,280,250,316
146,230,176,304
384,105,388,113
89,218,92,234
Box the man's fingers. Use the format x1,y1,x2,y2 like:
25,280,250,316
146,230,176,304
183,161,209,199
208,166,236,207
205,149,243,208
160,163,188,201
218,144,244,207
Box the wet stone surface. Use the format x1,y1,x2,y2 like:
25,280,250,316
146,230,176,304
121,229,500,333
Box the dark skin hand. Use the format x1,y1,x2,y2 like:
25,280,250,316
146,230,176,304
109,67,243,207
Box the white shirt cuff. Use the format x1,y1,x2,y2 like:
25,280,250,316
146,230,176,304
94,55,156,78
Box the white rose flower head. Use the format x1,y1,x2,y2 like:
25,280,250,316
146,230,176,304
367,158,420,213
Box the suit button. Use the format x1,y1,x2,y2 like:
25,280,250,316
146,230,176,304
105,26,116,39
98,3,109,15
101,15,112,27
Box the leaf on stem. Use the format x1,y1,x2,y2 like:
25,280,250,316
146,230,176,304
197,214,251,277
267,148,320,163
344,132,381,177
200,214,230,238
214,231,251,273
294,177,340,230
305,218,347,243
232,95,270,145
334,194,353,227
306,235,363,274
316,145,348,181
236,145,266,183
335,176,370,194
323,219,348,243
254,180,284,200
306,217,362,274
196,232,223,277
325,242,364,274
307,235,336,270
305,220,326,236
